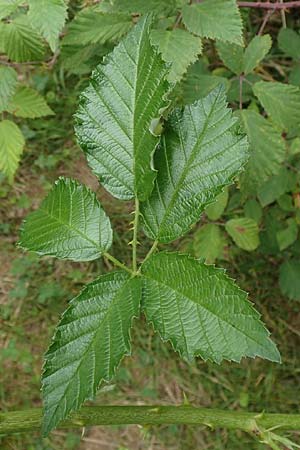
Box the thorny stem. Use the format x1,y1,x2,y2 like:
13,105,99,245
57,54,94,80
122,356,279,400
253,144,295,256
132,198,140,273
103,253,135,275
2,406,300,435
238,1,300,8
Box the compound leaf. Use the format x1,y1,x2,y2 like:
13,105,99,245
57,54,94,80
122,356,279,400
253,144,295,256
6,86,54,118
19,178,112,262
279,260,300,301
225,217,259,251
0,119,25,182
28,0,68,52
182,0,243,45
141,252,280,363
42,271,141,435
253,81,300,131
216,41,244,75
0,66,17,113
1,16,44,62
238,110,285,194
75,15,169,201
278,27,300,60
141,86,248,243
151,28,202,83
243,34,272,75
62,8,132,46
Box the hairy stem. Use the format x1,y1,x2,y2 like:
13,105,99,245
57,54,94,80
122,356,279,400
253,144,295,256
132,198,140,273
238,1,300,8
103,253,135,275
2,406,300,434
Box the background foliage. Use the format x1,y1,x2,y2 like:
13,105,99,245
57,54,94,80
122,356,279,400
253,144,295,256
1,0,300,449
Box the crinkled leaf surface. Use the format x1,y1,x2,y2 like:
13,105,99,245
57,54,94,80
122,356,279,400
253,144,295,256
225,217,259,251
141,86,248,243
42,271,141,435
151,28,202,83
238,110,286,195
1,16,44,62
62,8,132,46
0,66,17,113
7,86,54,118
216,41,244,75
182,0,243,45
28,0,68,52
0,119,24,182
141,252,280,363
253,81,300,131
75,15,169,200
19,178,112,261
0,0,23,19
110,0,178,15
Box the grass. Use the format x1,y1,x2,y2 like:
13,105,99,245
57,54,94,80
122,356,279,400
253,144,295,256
1,29,300,449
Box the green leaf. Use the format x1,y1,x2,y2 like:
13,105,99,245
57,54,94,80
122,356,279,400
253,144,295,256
279,260,300,301
216,41,244,75
141,252,280,363
0,66,17,113
192,224,226,263
257,168,291,207
1,16,45,62
109,0,178,15
151,28,202,83
6,86,54,118
205,188,229,220
0,119,25,182
42,271,141,435
0,0,23,20
28,0,68,52
244,199,262,223
276,219,298,251
182,0,243,45
217,35,271,75
289,63,300,87
225,217,259,251
75,15,169,201
179,73,229,105
243,34,272,75
62,8,132,46
19,178,112,262
141,86,248,243
238,110,286,194
278,27,300,60
253,81,300,131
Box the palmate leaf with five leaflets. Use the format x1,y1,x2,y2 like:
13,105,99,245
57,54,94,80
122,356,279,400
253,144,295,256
42,271,141,435
75,15,169,201
182,0,243,46
141,252,280,363
28,0,68,52
19,178,112,261
141,86,248,243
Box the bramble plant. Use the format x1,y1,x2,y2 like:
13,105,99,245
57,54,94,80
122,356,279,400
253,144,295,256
18,14,282,436
1,0,300,448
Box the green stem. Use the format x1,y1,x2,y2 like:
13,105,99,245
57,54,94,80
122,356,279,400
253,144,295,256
132,198,140,273
138,240,158,273
103,253,134,275
2,406,300,434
